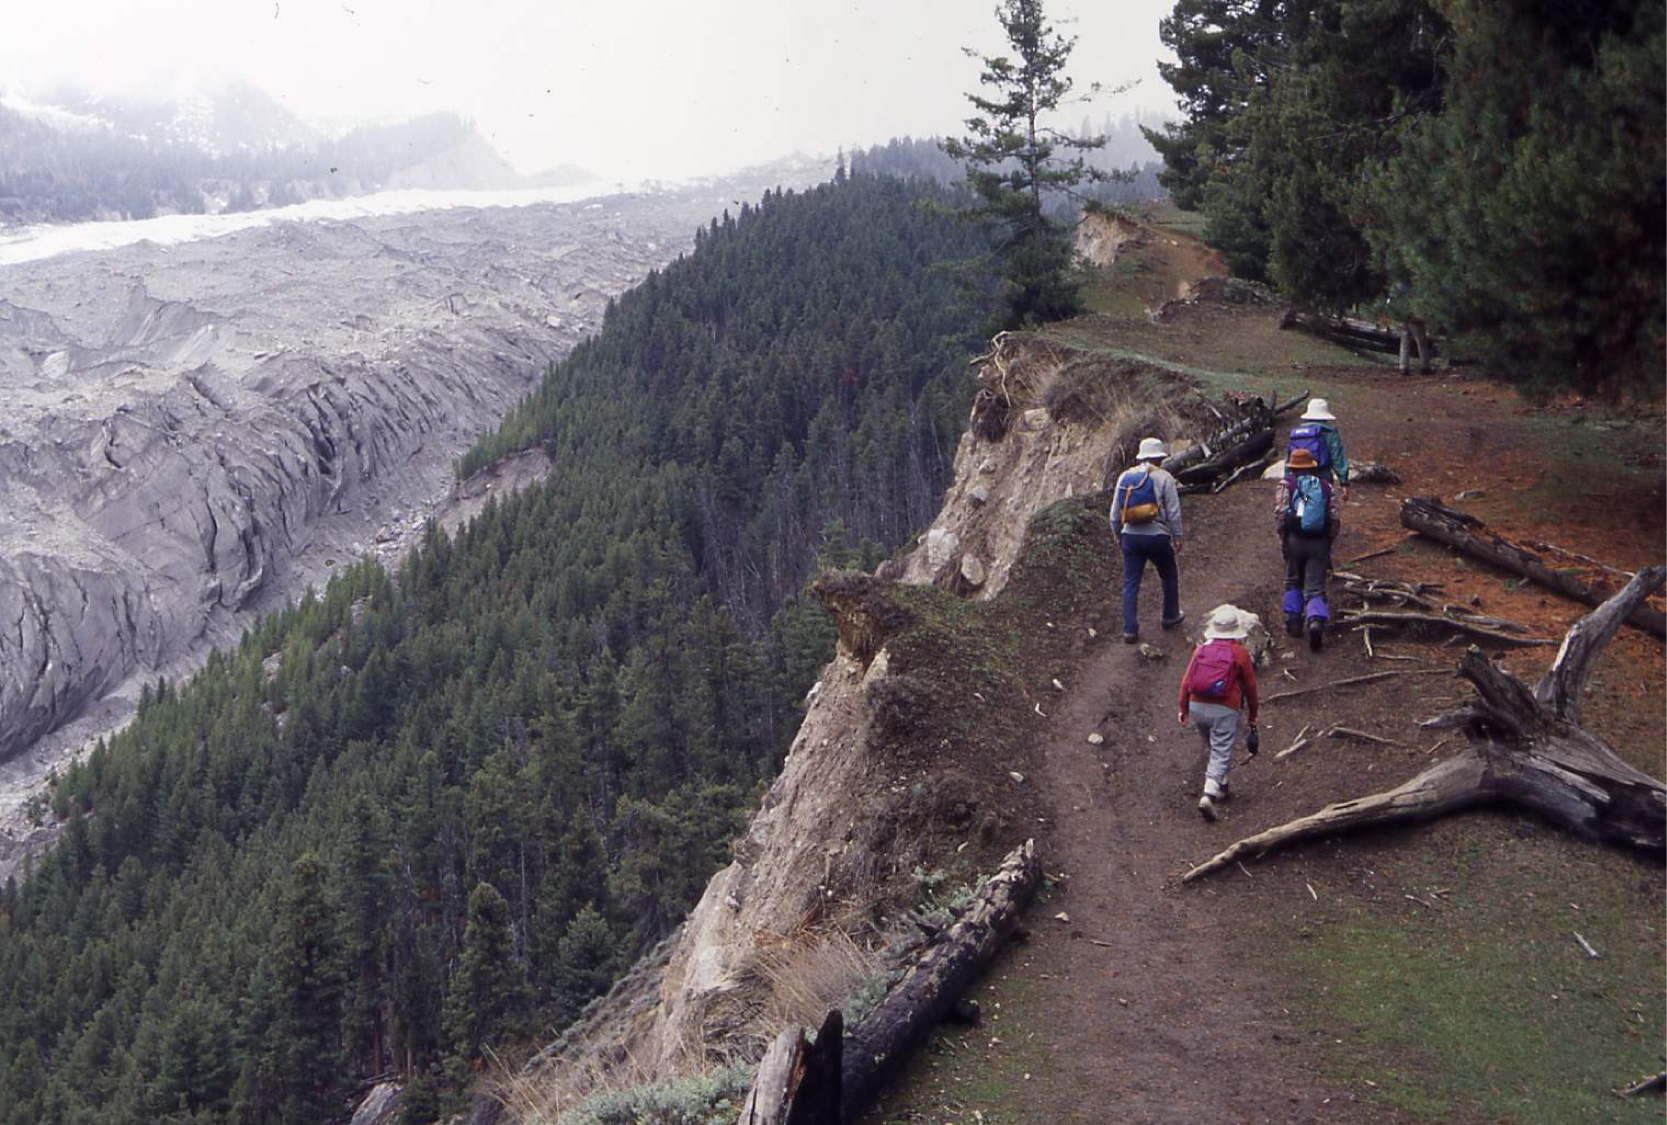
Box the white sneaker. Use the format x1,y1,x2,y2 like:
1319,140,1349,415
1203,777,1227,801
1197,794,1218,821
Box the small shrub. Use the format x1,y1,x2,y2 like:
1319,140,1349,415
553,1064,755,1125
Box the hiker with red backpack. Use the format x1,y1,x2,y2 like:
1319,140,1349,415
1286,398,1349,497
1110,437,1185,643
1276,447,1341,650
1177,606,1260,821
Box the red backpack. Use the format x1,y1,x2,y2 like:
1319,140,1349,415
1187,641,1239,701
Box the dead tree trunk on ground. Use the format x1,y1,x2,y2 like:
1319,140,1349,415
1400,497,1666,637
740,840,1039,1122
1183,567,1666,883
840,839,1038,1117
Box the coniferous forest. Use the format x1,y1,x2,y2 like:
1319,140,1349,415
0,172,988,1125
1147,0,1664,396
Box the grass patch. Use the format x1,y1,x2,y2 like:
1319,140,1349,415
1143,200,1210,238
1498,410,1663,517
1264,817,1665,1125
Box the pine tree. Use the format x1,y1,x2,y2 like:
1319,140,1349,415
443,882,525,1067
549,904,621,1026
268,850,346,1123
943,0,1111,328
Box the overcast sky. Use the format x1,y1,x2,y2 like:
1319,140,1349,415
2,0,1178,181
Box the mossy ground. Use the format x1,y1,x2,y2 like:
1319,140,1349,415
1262,813,1665,1124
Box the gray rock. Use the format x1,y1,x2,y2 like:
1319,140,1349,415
925,527,960,570
960,554,986,587
349,1081,402,1125
968,483,990,506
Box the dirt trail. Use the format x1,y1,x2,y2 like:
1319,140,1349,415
1011,477,1379,1125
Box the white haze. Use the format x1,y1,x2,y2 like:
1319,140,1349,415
0,0,1177,182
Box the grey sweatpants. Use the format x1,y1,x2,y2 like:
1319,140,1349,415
1189,701,1240,784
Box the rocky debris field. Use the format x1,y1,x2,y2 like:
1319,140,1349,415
0,171,821,870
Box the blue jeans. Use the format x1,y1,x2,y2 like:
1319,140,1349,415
1120,533,1179,636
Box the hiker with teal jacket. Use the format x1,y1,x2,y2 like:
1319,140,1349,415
1178,606,1260,821
1275,447,1341,651
1110,437,1185,643
1286,398,1349,497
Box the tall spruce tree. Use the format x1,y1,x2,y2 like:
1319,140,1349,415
944,0,1109,328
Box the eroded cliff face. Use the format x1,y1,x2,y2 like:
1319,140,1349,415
0,186,790,868
527,335,1211,1102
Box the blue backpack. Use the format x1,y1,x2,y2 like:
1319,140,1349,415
1287,475,1329,535
1287,424,1333,474
1118,468,1161,525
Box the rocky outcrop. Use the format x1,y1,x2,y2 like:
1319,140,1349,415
903,334,1212,598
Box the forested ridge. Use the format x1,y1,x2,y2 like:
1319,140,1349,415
0,172,988,1125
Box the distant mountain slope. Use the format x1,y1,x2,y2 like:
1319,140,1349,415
0,84,583,224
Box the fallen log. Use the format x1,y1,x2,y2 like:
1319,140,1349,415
840,840,1038,1118
1183,567,1667,883
754,840,1039,1121
1400,497,1666,638
1177,428,1274,490
1279,310,1423,357
1621,1071,1666,1097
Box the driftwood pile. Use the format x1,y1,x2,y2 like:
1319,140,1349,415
1166,389,1307,496
739,840,1040,1124
1336,572,1552,648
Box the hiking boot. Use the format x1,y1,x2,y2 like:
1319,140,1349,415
1123,631,1139,644
1307,617,1325,652
1285,613,1303,638
1161,611,1187,631
1197,794,1218,821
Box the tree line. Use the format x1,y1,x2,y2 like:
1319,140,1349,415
1147,0,1664,396
0,172,989,1125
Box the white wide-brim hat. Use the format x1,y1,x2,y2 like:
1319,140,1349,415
1203,607,1248,641
1301,398,1336,421
1136,437,1168,461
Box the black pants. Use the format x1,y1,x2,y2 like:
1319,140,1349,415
1282,532,1332,621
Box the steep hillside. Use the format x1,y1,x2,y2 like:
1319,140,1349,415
0,173,991,1125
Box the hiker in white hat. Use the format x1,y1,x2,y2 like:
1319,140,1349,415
1109,437,1185,643
1177,606,1260,821
1275,447,1342,651
1287,398,1350,497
